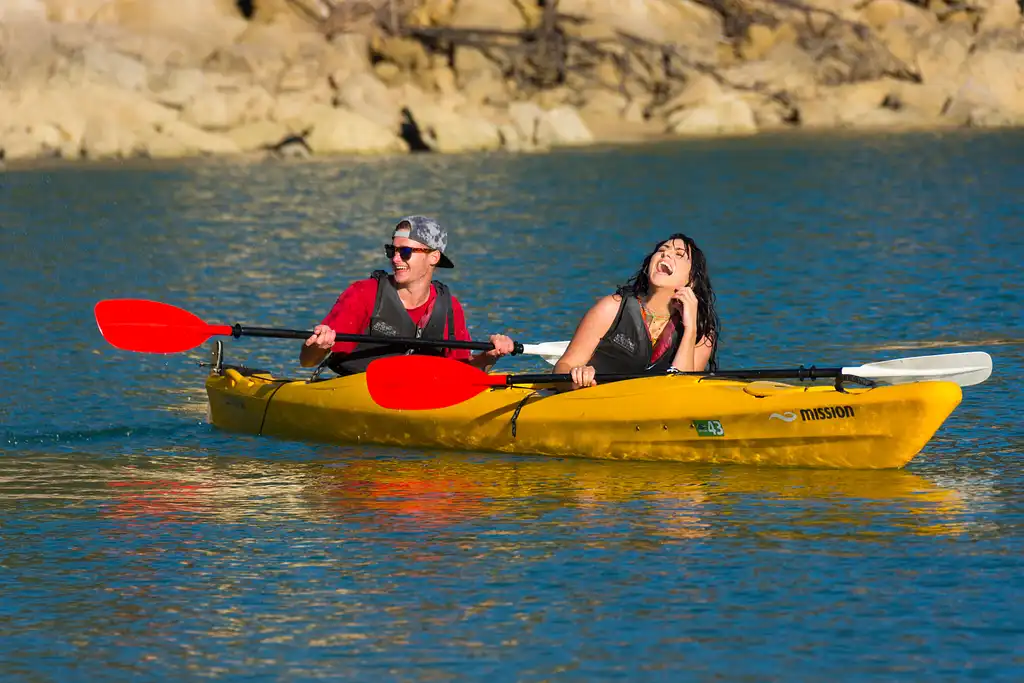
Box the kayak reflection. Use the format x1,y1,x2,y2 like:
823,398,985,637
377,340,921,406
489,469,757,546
304,453,970,540
93,452,970,539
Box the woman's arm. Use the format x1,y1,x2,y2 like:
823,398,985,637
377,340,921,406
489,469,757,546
553,294,620,388
670,333,714,372
668,286,714,372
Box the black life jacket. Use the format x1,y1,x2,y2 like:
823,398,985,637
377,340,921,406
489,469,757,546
589,293,683,376
328,270,455,376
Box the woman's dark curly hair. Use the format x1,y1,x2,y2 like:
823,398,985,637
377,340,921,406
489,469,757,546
618,233,720,370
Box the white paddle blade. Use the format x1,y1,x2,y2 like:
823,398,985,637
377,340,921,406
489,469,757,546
521,340,570,365
844,351,993,387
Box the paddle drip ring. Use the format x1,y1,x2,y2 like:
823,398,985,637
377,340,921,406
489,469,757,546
834,374,877,393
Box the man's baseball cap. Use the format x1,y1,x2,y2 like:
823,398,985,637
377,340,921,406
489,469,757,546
392,215,454,268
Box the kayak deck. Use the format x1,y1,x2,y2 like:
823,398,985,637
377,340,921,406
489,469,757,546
204,364,963,469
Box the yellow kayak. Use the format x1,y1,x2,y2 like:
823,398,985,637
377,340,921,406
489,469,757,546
205,363,962,469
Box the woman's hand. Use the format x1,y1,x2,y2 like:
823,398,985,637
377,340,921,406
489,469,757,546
672,286,699,330
569,365,598,390
305,324,337,351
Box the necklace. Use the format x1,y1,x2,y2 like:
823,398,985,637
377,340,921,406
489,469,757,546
639,298,670,345
639,298,670,322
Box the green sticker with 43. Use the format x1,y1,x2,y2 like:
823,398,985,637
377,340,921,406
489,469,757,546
693,419,725,437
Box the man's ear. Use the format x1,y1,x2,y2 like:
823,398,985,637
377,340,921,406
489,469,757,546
429,251,441,267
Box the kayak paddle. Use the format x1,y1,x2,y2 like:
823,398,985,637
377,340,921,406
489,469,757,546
93,299,570,363
365,352,993,410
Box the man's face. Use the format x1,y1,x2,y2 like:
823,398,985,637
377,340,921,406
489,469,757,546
388,237,439,285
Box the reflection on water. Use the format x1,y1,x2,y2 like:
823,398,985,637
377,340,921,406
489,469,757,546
1,453,969,541
3,451,1016,680
308,455,981,543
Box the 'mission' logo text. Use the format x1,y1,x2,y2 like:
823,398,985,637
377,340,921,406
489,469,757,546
800,406,855,421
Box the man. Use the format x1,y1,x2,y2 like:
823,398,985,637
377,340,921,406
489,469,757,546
300,215,515,374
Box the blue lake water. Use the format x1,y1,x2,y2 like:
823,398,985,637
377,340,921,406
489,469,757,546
1,130,1022,679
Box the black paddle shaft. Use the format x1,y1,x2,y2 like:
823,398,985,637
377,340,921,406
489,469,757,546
232,325,525,355
505,366,848,385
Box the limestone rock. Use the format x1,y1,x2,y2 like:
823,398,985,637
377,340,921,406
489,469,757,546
322,32,372,82
154,119,242,156
976,0,1022,33
407,0,457,27
659,74,724,119
2,83,183,159
506,102,595,148
721,44,819,101
453,47,504,86
580,89,631,118
80,115,140,159
508,102,547,149
559,0,723,60
944,49,1024,126
2,0,47,23
86,0,248,50
537,106,595,146
449,0,526,31
403,100,503,153
272,93,328,133
79,43,148,91
372,35,430,71
333,72,403,132
792,80,946,130
180,87,274,131
305,108,408,155
225,120,293,152
1,126,50,161
0,10,55,87
668,95,757,137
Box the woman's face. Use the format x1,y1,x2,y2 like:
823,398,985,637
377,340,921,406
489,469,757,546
646,238,692,290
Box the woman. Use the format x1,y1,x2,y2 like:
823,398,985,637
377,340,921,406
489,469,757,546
553,233,720,390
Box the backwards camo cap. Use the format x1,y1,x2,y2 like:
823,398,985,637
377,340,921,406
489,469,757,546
392,215,454,268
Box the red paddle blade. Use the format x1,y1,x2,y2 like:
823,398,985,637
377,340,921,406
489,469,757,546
366,355,506,410
94,299,233,353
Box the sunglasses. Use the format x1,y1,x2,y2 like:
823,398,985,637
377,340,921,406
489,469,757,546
385,244,435,261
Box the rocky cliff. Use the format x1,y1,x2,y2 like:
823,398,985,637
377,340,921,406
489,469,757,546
1,0,1022,163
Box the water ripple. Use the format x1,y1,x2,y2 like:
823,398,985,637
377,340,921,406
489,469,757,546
1,130,1022,680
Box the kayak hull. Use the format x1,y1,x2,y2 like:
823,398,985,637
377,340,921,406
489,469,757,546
204,366,962,469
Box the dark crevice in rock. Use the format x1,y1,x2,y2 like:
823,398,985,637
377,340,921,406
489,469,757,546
399,108,432,152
